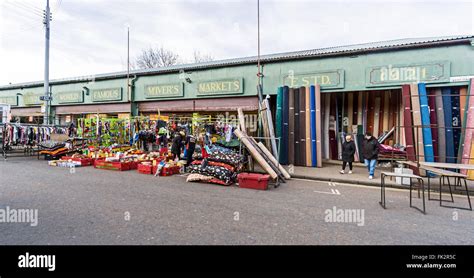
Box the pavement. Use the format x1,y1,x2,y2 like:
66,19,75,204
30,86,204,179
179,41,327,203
1,157,474,245
287,161,474,195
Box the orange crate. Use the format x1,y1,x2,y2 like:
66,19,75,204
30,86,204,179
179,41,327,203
94,160,131,171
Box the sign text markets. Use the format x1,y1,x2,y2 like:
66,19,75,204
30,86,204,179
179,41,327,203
197,79,243,95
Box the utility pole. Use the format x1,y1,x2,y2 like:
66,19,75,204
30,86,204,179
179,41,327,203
43,0,51,125
127,26,131,115
256,0,264,138
257,0,262,90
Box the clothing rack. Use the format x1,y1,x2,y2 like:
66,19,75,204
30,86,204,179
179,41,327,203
1,122,69,160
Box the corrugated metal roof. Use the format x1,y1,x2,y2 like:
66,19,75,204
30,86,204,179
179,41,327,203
1,35,473,90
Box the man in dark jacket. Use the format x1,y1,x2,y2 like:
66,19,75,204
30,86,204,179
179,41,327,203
185,134,197,168
171,131,184,160
340,135,356,174
362,132,379,179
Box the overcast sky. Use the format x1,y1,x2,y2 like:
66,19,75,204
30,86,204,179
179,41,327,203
0,0,472,85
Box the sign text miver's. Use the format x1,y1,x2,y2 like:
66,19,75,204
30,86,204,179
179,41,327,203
145,84,183,98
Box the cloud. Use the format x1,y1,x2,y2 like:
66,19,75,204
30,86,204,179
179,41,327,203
0,0,472,85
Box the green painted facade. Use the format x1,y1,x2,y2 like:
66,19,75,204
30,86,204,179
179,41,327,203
1,43,473,114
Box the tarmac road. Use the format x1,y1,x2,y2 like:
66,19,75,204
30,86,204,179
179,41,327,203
1,158,473,245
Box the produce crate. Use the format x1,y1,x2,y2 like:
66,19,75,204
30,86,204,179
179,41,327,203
159,166,180,176
93,160,131,171
237,173,270,190
129,161,139,170
137,163,158,175
61,156,94,166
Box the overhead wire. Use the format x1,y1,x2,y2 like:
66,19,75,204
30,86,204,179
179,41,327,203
4,1,44,18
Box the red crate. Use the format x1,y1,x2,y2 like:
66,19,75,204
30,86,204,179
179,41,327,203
159,166,180,176
137,163,158,175
129,161,139,170
61,156,94,166
94,160,131,171
237,173,270,190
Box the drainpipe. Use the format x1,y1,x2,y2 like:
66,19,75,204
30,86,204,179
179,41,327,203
129,75,139,116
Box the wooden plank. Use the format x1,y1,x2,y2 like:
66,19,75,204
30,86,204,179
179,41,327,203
419,161,474,170
257,142,291,179
399,160,467,178
259,98,271,149
263,97,278,157
237,108,247,134
234,129,278,179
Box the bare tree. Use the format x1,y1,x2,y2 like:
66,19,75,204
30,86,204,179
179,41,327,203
133,46,180,69
193,50,214,63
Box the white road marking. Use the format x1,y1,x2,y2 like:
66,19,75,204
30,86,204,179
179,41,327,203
313,190,341,195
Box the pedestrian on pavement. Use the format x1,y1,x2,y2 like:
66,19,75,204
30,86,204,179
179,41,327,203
171,131,184,161
362,132,379,179
340,134,356,174
185,134,197,169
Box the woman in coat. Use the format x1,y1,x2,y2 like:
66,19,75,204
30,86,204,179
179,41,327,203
340,135,356,174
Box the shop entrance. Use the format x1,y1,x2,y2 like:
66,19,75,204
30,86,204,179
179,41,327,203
320,89,403,162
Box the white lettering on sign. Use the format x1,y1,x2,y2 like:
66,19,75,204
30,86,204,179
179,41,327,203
92,88,122,101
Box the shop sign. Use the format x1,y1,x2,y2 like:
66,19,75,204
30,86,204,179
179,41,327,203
450,75,474,83
23,93,42,106
197,78,243,96
144,83,184,98
0,96,18,106
92,88,123,102
366,61,450,87
57,91,83,104
283,70,345,89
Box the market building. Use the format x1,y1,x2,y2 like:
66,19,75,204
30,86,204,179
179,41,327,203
1,35,473,163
